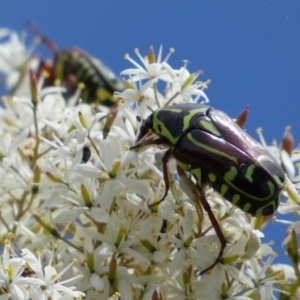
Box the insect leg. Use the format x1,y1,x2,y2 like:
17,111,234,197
196,185,227,275
149,149,172,207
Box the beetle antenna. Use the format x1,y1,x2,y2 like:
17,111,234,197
27,20,60,55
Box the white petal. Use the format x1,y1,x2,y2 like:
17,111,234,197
90,273,104,291
118,279,132,300
90,207,109,223
73,164,104,178
152,251,168,263
183,209,193,239
281,150,295,179
8,283,24,300
54,207,87,223
121,247,149,264
20,249,43,279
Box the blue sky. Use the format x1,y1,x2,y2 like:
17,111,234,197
2,0,300,265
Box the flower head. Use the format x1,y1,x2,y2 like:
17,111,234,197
0,29,297,300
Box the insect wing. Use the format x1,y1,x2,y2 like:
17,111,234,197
208,109,285,187
173,112,284,216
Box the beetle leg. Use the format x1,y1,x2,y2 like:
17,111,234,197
148,149,172,207
196,186,227,275
130,138,173,207
130,137,168,151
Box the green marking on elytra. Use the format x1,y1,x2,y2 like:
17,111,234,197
243,202,251,212
200,120,221,136
220,184,228,196
187,133,238,164
191,168,202,186
154,111,180,145
224,166,275,201
245,165,255,183
255,200,276,217
267,180,275,196
257,155,274,163
177,160,191,171
273,174,285,187
224,167,238,182
182,108,207,131
208,173,216,182
232,194,240,205
163,108,182,112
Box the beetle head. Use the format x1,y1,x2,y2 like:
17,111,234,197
136,113,154,143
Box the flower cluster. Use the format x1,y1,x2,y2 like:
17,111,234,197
0,28,300,300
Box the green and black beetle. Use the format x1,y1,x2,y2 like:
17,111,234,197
132,103,286,274
28,22,125,106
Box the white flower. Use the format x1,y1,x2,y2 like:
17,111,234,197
167,209,201,277
0,244,45,300
0,29,39,96
256,126,295,180
21,248,85,300
0,129,28,167
121,46,173,83
0,31,297,299
244,255,284,299
116,77,160,117
163,61,210,104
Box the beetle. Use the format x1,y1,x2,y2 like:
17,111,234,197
28,22,125,106
132,103,286,274
81,146,91,163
